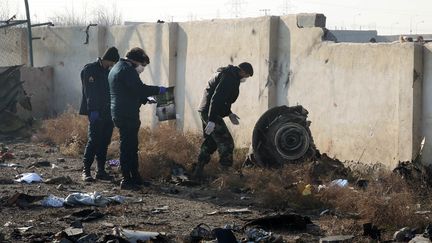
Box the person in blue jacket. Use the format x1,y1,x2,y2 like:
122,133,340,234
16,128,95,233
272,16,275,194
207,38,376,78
79,47,120,182
109,47,167,190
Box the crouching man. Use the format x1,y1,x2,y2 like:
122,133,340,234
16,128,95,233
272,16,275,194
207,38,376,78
193,62,254,179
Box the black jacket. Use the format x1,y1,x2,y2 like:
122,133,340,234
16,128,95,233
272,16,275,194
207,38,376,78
79,58,110,118
109,59,160,121
198,65,241,122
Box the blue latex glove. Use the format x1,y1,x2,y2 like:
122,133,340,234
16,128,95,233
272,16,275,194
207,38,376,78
89,111,99,123
159,86,167,94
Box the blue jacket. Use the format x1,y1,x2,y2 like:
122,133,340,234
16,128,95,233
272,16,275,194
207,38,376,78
79,58,111,118
108,59,160,121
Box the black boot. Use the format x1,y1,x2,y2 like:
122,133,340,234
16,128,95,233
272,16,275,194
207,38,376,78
96,161,113,180
191,162,205,180
82,167,94,182
131,171,151,187
95,170,113,180
120,170,140,190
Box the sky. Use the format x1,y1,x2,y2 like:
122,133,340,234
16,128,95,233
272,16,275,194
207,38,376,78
2,0,432,35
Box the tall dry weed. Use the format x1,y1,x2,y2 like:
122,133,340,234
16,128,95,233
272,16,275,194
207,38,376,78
137,124,201,179
33,107,88,156
319,172,429,229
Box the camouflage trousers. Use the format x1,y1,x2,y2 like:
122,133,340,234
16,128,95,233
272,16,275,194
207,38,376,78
198,112,234,167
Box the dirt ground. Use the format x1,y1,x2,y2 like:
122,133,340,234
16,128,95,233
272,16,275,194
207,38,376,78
0,136,332,243
1,134,428,242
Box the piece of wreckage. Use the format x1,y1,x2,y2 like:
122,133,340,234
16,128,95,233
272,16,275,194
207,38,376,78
246,105,317,167
0,66,32,133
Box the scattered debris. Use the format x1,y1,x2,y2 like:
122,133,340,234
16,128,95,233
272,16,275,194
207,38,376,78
394,227,416,242
207,208,252,215
28,160,51,168
64,192,125,207
409,235,431,243
363,223,381,241
308,154,351,184
64,227,84,237
14,173,43,183
393,161,432,186
16,226,33,233
45,176,73,184
212,228,237,243
319,235,354,243
3,193,45,208
189,223,214,242
244,213,313,231
69,209,105,222
245,228,283,243
151,205,169,214
0,163,22,168
41,194,65,207
114,227,166,242
329,179,348,188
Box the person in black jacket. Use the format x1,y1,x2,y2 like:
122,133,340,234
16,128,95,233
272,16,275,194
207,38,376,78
79,47,120,182
109,47,167,190
193,62,254,178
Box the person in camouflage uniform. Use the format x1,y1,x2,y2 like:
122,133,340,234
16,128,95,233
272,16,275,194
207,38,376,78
194,62,254,178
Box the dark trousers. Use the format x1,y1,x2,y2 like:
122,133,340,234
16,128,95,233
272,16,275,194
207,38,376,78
83,118,114,171
113,118,141,181
198,112,234,167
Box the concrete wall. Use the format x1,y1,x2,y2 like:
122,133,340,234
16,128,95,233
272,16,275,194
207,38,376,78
0,14,428,167
20,66,54,119
105,23,176,127
329,30,378,43
275,16,423,167
31,26,103,113
176,17,277,145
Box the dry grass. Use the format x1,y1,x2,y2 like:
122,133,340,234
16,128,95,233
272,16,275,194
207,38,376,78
318,171,429,229
137,124,201,180
34,109,432,231
33,107,88,156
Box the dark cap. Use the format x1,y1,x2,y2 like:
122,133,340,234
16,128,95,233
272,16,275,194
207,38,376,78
239,62,253,77
126,47,150,64
102,47,120,62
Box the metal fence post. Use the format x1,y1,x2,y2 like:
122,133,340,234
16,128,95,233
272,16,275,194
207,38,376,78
24,0,33,67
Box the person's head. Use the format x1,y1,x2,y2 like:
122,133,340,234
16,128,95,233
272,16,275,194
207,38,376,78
369,37,377,43
101,47,120,69
238,62,253,83
126,47,150,74
416,36,424,43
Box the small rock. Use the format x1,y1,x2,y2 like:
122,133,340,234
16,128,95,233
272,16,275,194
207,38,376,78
320,235,354,243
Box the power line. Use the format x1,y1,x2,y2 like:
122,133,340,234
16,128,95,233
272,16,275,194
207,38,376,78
260,9,270,16
230,0,246,18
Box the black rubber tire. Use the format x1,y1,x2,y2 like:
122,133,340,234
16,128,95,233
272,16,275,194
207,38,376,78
250,105,316,167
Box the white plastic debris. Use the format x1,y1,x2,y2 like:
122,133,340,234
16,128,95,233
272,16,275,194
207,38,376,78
330,179,348,188
64,191,125,207
115,227,164,242
41,194,65,208
14,173,43,183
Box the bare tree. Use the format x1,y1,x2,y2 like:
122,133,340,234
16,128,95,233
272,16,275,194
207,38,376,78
91,2,122,26
49,2,122,26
